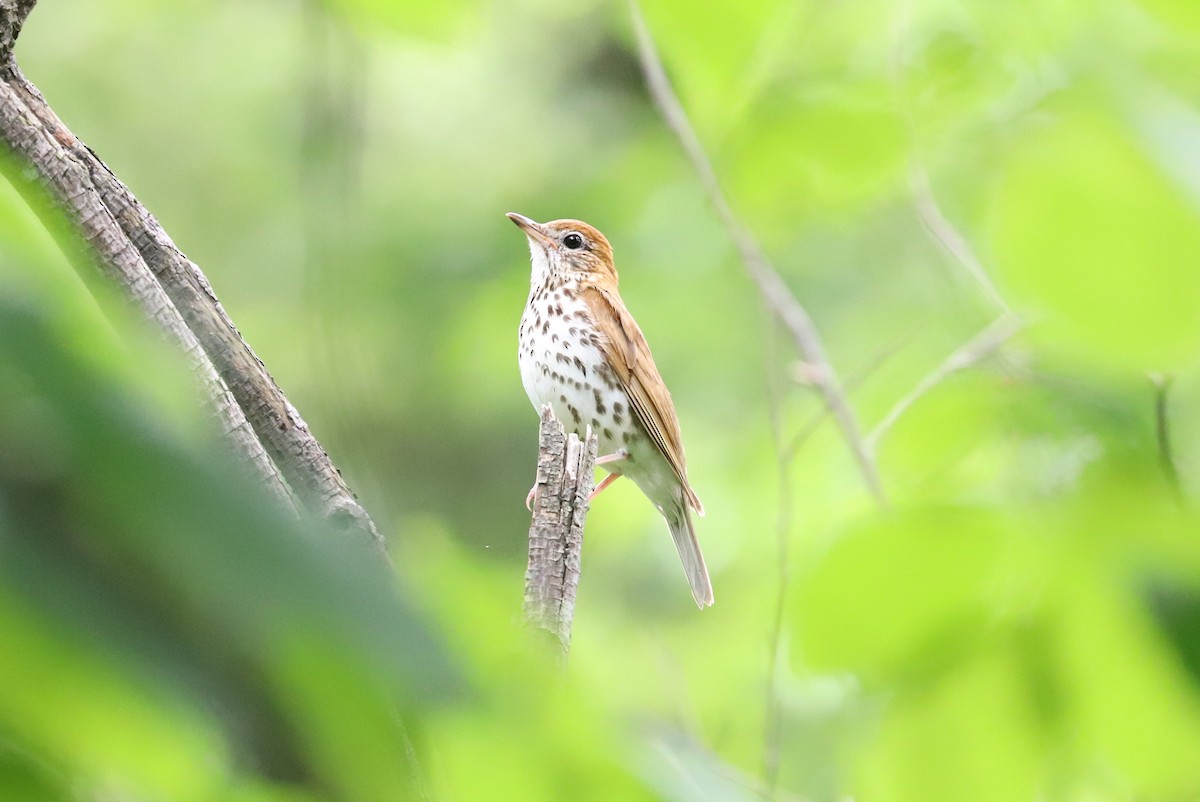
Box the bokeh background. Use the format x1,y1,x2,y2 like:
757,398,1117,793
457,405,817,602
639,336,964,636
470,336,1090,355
2,0,1200,800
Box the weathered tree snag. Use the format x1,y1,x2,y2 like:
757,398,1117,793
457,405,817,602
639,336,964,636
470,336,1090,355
524,405,597,658
0,1,382,547
0,74,297,512
0,2,33,64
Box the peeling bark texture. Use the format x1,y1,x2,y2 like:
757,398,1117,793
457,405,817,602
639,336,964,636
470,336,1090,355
0,3,383,545
0,1,35,68
524,405,597,659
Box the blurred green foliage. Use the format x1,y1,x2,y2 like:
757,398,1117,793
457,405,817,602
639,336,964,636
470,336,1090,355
2,0,1200,800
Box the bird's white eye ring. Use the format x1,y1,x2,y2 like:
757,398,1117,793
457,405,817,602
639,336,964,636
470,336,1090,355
563,233,584,250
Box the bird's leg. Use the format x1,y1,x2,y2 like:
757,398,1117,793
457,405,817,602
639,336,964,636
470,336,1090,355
588,450,629,501
595,448,630,467
588,472,621,501
531,445,629,508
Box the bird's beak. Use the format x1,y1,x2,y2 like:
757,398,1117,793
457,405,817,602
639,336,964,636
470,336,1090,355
506,212,554,247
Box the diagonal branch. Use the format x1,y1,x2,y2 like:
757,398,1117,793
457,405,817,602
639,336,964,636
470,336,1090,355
0,71,296,512
909,159,1012,316
0,3,382,547
629,0,885,506
889,8,1012,319
867,314,1022,449
0,1,36,67
887,101,1024,448
785,334,913,463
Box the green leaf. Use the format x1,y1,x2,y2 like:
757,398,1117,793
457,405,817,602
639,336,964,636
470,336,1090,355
1051,566,1200,796
794,506,1011,681
0,300,461,799
639,0,794,136
856,649,1043,802
726,82,908,220
324,0,477,42
991,100,1200,370
0,589,225,802
1136,0,1200,38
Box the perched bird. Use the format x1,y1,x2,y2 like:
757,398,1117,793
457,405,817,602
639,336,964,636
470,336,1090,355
507,212,713,608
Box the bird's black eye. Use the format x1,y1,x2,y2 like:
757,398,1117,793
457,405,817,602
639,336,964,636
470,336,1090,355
563,233,585,250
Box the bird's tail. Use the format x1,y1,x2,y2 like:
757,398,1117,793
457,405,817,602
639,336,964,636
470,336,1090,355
667,501,714,608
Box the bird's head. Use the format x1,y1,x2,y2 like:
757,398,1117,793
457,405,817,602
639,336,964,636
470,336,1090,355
507,212,617,286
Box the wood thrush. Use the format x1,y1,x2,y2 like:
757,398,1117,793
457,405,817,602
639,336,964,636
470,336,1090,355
508,212,714,608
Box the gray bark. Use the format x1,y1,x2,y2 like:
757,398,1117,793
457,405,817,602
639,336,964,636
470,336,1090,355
0,2,383,546
524,405,597,659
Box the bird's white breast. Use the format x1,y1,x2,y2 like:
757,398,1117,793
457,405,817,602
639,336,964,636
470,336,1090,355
518,280,630,456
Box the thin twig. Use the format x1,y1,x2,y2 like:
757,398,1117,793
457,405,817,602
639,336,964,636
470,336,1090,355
867,315,1022,449
891,164,1024,448
909,160,1012,316
784,333,914,463
524,406,597,660
630,0,885,507
760,324,791,798
1150,373,1183,501
889,7,1012,319
886,20,1026,446
760,330,910,798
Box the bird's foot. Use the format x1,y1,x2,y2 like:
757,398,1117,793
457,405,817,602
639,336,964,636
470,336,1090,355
595,448,630,467
525,484,539,511
588,472,621,501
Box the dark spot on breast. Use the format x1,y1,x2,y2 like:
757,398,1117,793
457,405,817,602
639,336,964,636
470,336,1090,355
573,356,587,376
593,388,605,414
603,428,613,441
542,320,550,334
622,431,633,444
613,412,623,425
559,394,567,403
556,353,570,365
551,303,563,316
595,362,618,387
568,405,581,425
551,333,559,343
568,327,578,336
591,418,600,429
613,402,623,414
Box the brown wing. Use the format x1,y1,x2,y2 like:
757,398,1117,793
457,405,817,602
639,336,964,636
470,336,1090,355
581,285,703,513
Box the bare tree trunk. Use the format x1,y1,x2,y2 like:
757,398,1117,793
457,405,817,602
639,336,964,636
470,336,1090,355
0,1,382,548
524,405,597,659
